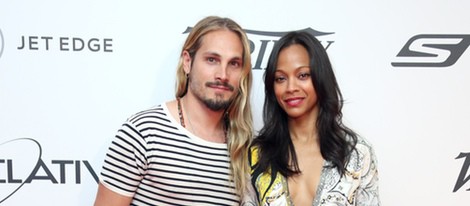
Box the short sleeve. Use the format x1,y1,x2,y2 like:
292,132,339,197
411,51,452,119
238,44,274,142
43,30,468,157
355,140,380,206
99,121,148,197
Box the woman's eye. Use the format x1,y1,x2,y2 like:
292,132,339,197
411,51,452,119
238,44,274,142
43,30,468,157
299,73,310,80
275,76,286,83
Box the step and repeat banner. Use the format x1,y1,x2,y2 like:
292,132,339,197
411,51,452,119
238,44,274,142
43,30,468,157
1,0,469,205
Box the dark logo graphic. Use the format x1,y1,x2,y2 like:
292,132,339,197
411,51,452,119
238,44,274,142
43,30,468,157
0,138,98,204
0,28,4,60
454,152,470,192
392,34,470,67
0,138,40,203
16,35,113,52
183,27,335,70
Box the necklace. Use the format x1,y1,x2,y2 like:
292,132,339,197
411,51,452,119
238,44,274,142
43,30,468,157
176,97,228,142
177,97,198,134
177,97,185,127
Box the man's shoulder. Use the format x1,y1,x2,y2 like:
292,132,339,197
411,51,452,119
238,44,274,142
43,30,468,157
126,104,169,124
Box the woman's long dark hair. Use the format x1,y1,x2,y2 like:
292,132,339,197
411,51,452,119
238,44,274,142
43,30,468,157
252,31,358,182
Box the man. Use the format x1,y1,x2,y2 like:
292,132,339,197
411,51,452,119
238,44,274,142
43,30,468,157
93,16,253,205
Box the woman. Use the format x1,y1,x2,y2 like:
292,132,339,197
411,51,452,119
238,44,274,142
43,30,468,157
248,31,380,206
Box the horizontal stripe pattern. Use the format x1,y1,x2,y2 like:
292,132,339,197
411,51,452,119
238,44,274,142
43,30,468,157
100,104,239,205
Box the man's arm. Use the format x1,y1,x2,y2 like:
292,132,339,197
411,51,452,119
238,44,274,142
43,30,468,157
94,183,133,206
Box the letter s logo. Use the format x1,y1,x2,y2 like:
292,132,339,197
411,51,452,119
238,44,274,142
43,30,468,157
0,28,4,60
392,34,470,67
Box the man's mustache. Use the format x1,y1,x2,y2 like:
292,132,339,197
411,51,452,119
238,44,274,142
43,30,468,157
205,81,235,91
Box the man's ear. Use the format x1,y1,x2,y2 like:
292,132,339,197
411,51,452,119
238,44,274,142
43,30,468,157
182,50,192,74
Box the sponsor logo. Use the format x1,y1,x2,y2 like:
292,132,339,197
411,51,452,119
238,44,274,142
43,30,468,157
0,28,4,60
16,35,113,52
0,138,98,204
454,152,470,192
392,34,470,67
183,27,335,70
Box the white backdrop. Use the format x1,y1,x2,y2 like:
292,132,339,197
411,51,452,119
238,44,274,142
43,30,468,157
1,0,469,205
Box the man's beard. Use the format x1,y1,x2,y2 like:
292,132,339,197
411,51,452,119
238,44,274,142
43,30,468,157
190,84,237,111
200,94,233,111
201,81,235,111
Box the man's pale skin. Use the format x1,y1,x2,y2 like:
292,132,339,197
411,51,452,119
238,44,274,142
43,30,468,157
94,29,244,206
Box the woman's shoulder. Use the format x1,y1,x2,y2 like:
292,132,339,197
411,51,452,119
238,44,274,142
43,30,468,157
248,145,260,167
347,136,378,172
355,136,375,154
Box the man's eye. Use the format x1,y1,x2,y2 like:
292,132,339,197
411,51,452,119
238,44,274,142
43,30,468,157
207,57,216,63
230,61,241,68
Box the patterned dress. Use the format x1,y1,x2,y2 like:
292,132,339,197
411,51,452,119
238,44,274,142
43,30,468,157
244,137,380,206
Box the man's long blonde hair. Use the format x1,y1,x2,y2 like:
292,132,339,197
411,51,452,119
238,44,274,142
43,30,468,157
175,16,253,196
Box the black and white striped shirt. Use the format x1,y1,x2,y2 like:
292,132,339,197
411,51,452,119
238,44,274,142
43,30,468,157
100,103,239,205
